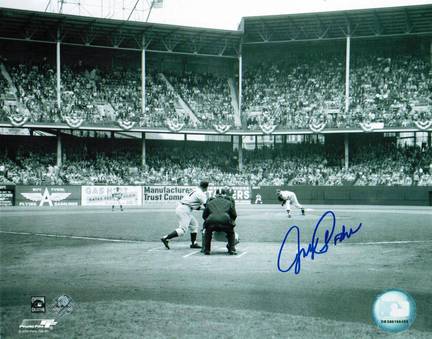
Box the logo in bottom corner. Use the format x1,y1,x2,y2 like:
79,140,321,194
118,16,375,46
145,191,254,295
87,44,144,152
372,289,416,333
19,319,57,333
51,294,75,319
31,296,46,313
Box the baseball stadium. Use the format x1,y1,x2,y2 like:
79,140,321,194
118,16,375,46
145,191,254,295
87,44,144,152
0,1,432,338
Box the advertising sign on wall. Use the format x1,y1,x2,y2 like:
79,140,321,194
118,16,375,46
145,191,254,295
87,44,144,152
15,186,81,206
142,185,251,204
82,186,142,206
207,186,251,203
142,186,194,203
0,185,15,207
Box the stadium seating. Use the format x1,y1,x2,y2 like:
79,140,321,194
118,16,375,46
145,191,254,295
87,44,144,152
166,71,235,128
243,55,432,129
243,58,345,129
1,142,431,186
1,53,430,130
0,61,236,128
349,55,432,127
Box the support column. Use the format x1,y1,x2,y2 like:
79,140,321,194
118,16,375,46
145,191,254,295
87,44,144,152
344,133,349,169
255,135,258,150
345,36,351,113
141,37,146,115
238,136,243,171
57,133,62,167
56,31,61,109
141,132,146,166
238,47,242,116
428,132,431,147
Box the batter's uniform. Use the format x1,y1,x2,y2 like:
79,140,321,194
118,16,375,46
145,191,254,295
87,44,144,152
278,190,304,216
161,184,208,249
175,188,207,237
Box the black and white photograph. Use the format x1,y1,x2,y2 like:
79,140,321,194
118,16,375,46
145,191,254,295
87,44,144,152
0,0,431,337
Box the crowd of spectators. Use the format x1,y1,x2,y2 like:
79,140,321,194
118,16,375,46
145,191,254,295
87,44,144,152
1,142,431,187
349,55,432,127
167,71,235,127
1,61,58,122
1,52,430,130
350,144,432,186
243,57,346,129
243,54,432,130
0,60,228,128
0,146,58,185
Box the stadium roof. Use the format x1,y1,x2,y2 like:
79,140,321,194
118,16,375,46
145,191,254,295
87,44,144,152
0,7,242,58
241,4,432,45
0,4,431,59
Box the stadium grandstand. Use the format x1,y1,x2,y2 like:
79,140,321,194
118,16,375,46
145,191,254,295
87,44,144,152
0,4,431,189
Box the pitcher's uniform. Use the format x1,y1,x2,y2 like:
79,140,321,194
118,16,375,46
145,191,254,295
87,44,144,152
278,190,304,217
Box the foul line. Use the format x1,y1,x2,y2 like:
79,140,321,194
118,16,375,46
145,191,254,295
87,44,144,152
183,250,201,258
0,230,141,243
148,246,164,252
237,247,248,258
352,240,432,245
2,231,431,247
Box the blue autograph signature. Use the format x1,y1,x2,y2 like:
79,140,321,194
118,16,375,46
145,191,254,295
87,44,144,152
277,210,363,275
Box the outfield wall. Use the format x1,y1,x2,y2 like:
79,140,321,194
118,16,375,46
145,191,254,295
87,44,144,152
4,185,432,207
251,186,432,206
9,185,251,207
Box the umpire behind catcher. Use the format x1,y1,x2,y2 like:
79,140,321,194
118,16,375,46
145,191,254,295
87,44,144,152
202,189,237,255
